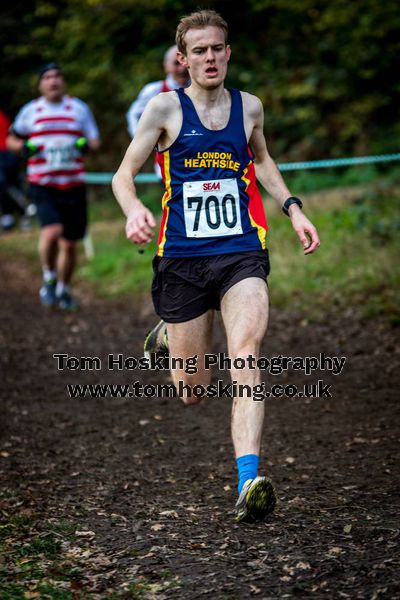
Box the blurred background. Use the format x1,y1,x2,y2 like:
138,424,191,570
2,0,400,166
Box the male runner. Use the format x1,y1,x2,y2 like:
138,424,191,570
126,45,189,138
7,63,100,310
112,10,320,522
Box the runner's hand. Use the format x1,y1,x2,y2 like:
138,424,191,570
125,204,156,245
75,137,89,155
289,208,320,255
22,140,39,158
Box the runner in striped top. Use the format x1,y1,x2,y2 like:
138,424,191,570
7,63,100,310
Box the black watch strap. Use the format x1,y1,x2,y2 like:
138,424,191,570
282,196,303,216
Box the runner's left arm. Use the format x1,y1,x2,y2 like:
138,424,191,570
248,95,320,255
80,101,100,151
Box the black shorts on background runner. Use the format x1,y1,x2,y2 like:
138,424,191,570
152,250,270,323
29,184,87,241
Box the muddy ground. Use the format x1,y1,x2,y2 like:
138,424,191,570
0,257,399,599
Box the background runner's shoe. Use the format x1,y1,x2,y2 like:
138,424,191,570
39,281,56,307
143,320,169,359
57,291,78,311
234,476,277,523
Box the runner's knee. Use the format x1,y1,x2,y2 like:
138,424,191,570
59,237,76,252
230,345,262,364
171,370,210,406
41,223,63,243
181,394,203,406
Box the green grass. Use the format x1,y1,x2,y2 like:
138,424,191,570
0,509,76,599
78,222,158,296
0,500,178,599
16,534,62,559
1,168,399,323
267,181,400,322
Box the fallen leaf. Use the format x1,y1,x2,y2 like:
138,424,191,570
111,513,128,521
19,558,34,565
250,584,261,595
159,510,178,519
150,523,164,531
75,530,96,538
328,546,343,555
138,552,155,559
289,496,304,505
283,564,295,575
191,542,206,548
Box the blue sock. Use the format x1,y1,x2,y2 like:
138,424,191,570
236,454,259,494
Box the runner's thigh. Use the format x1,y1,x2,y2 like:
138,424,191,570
167,310,214,360
166,310,215,388
221,277,269,354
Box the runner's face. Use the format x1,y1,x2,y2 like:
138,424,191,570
39,70,65,102
179,26,230,90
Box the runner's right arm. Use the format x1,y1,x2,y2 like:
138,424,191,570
7,103,33,153
113,94,170,245
6,133,25,153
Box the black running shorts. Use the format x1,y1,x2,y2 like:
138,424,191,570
151,250,270,323
29,184,87,241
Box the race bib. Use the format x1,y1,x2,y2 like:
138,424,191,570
183,178,243,238
45,142,76,169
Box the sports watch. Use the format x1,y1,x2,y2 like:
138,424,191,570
282,196,303,217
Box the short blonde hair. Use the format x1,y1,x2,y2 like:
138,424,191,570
175,9,228,54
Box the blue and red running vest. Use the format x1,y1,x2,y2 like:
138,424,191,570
155,88,268,257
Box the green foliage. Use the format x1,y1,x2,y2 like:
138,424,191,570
284,165,380,194
1,0,399,165
0,510,75,599
16,534,62,559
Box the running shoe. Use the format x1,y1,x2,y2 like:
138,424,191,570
234,476,277,523
39,280,57,307
143,320,169,359
57,290,79,311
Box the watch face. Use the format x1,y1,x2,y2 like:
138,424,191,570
283,197,302,215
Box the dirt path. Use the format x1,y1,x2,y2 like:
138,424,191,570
1,257,399,599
